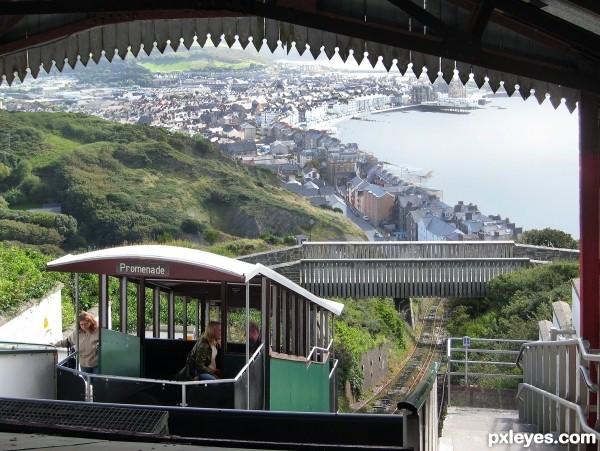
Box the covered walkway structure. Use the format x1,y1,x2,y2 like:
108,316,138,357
2,1,600,449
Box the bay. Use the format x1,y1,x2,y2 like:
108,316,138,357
335,95,580,239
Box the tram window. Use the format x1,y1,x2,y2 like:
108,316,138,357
226,308,261,344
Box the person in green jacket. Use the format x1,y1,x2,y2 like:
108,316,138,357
185,321,222,381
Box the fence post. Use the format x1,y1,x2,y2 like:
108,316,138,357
447,338,452,406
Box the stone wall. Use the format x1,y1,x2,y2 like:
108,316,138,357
237,245,302,266
361,343,389,393
238,246,302,282
269,262,301,284
514,244,579,262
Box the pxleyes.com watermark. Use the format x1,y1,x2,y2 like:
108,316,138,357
488,430,597,448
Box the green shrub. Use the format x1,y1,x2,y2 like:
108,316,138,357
335,322,373,397
0,219,63,245
260,232,281,245
0,244,63,317
447,262,579,340
335,297,406,399
106,192,137,211
204,229,219,244
283,234,297,246
181,218,205,234
3,187,26,205
517,228,579,249
0,163,10,182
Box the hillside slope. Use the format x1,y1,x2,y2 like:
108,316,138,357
0,110,364,253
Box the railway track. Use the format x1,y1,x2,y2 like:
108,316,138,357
357,298,448,414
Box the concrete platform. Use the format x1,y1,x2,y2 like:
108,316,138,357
439,407,566,450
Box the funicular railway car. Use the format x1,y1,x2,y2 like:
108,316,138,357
45,244,345,413
0,244,428,448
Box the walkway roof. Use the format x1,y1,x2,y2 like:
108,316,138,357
47,244,344,316
1,1,599,109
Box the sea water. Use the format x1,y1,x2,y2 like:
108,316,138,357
336,95,580,239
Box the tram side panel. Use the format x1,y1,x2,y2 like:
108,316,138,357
269,355,331,412
0,344,57,400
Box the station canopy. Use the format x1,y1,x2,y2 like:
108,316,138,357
1,1,599,110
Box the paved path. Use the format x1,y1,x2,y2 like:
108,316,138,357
439,407,566,450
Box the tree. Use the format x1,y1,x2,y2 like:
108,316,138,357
0,162,10,182
8,160,30,185
517,227,579,249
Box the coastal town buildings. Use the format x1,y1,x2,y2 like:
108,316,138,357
0,58,520,243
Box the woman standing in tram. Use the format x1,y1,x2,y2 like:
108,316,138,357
53,311,100,374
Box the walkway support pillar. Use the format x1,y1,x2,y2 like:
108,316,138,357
579,91,600,427
579,91,600,351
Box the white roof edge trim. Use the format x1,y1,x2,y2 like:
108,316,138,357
248,264,344,316
46,244,256,279
46,245,343,316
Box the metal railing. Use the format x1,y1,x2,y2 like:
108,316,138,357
446,337,529,408
398,362,440,451
302,258,531,298
516,338,600,449
302,241,517,259
306,339,333,365
56,344,266,409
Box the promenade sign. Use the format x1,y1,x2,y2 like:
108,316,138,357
116,262,169,277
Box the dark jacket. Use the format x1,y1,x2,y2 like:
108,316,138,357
186,337,217,379
250,337,262,355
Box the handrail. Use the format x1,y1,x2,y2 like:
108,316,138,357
233,343,264,383
517,383,600,440
516,338,600,370
302,257,531,263
57,350,77,367
448,337,529,344
328,359,338,379
57,362,234,386
306,339,333,366
57,348,265,407
56,343,265,387
579,364,599,393
397,362,439,415
550,328,576,340
446,336,528,406
0,340,56,349
448,359,517,365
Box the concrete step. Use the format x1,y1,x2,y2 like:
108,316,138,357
439,406,566,450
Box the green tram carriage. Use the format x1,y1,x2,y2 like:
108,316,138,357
46,244,344,413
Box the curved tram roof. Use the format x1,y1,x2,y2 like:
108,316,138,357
47,244,344,316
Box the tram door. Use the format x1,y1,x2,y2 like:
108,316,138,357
99,328,141,377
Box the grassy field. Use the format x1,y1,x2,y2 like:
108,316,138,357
137,46,269,73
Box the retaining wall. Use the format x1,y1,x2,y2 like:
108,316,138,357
514,244,579,262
